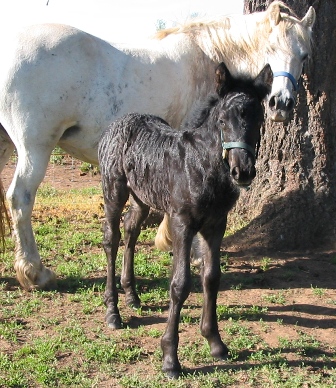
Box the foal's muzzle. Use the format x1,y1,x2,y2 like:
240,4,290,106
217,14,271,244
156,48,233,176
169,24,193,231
230,164,256,186
222,142,257,187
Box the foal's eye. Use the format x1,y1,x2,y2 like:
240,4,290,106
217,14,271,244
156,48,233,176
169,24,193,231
240,109,247,119
219,118,225,126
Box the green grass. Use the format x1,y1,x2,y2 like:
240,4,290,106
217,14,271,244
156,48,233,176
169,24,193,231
0,184,335,387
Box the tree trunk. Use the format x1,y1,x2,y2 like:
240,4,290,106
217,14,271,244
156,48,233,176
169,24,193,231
224,0,336,253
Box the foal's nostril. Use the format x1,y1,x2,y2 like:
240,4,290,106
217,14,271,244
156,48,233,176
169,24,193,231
286,97,295,112
231,166,240,181
268,95,276,109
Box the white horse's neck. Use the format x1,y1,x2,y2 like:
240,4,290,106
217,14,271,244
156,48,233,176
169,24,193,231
195,12,268,78
112,35,217,127
108,12,269,128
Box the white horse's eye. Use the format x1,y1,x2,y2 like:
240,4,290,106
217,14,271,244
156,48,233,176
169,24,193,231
301,53,308,62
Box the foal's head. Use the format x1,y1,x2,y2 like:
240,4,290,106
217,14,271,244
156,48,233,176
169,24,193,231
215,62,273,187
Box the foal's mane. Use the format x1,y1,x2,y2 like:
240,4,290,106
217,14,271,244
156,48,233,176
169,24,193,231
182,94,219,130
154,2,312,62
182,72,263,130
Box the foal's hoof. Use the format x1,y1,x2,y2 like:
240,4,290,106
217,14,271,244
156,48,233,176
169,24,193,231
162,359,182,379
125,294,141,309
106,313,122,330
164,369,181,380
211,343,229,360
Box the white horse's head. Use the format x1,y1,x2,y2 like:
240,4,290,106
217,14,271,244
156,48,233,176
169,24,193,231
264,2,315,121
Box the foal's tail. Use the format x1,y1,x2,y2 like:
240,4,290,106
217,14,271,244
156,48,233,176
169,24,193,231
0,180,10,251
155,214,172,251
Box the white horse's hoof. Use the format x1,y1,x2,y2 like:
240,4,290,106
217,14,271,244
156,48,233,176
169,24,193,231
34,267,57,290
15,261,57,290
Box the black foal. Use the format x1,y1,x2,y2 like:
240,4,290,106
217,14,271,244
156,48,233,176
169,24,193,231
98,62,273,378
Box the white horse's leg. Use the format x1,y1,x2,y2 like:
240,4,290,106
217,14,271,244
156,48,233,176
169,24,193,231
7,148,56,290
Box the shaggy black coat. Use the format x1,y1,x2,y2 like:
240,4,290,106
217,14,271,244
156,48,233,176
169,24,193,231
99,110,239,229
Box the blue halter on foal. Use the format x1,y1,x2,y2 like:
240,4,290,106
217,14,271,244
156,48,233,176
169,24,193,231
273,71,299,92
222,141,257,162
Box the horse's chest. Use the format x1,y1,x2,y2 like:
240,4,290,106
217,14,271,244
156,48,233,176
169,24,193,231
198,176,239,212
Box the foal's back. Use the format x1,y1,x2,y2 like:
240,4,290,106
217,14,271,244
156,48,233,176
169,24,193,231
99,111,235,215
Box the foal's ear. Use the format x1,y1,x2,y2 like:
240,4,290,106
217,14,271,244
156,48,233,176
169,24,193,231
215,62,232,97
253,64,273,100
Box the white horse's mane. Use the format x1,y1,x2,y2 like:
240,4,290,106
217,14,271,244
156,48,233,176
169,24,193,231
154,2,313,64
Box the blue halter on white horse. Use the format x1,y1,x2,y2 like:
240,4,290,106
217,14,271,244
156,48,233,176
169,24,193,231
0,2,315,290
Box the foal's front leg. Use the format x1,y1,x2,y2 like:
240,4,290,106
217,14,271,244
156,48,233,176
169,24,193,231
199,221,229,359
161,216,193,378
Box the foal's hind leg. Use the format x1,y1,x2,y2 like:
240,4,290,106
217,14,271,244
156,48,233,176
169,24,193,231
102,180,129,329
121,194,149,308
199,220,229,360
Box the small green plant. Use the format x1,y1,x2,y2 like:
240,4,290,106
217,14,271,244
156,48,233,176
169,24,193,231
79,162,99,175
37,183,60,198
278,332,320,356
260,257,272,271
230,283,243,290
220,253,230,272
50,147,66,165
311,285,326,298
262,291,287,305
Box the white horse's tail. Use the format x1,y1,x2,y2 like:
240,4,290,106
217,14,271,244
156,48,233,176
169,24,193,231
155,213,204,266
0,179,10,251
155,213,172,251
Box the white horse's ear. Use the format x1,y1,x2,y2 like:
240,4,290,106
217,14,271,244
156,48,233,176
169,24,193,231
301,6,316,28
266,2,281,27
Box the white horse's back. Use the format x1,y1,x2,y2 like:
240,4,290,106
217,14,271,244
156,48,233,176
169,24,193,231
0,24,129,163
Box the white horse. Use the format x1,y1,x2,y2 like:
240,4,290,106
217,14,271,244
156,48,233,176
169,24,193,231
0,2,315,290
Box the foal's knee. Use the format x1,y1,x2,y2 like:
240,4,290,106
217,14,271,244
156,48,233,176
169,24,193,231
170,274,192,303
202,266,221,291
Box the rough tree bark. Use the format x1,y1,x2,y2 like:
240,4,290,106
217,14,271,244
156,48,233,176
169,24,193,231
224,0,336,252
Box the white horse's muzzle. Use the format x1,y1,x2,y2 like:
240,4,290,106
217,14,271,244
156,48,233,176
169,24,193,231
267,71,299,122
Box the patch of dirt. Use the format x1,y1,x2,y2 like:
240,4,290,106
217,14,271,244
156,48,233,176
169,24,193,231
1,160,101,191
